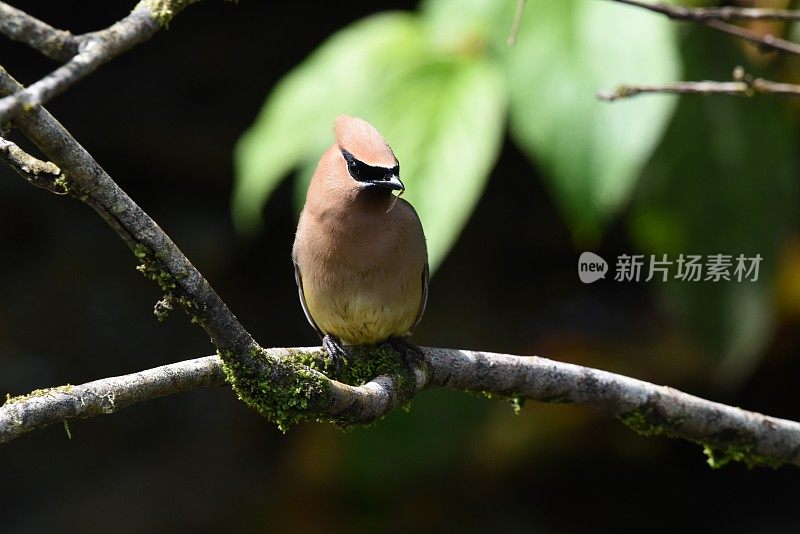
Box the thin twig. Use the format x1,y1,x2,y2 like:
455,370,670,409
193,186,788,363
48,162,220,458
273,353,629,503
608,0,800,21
0,136,67,193
507,0,527,46
706,18,800,55
598,68,800,101
2,347,799,468
605,0,800,56
0,0,201,124
0,2,79,61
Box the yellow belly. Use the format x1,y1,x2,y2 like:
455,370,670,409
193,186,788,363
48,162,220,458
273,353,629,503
305,287,419,345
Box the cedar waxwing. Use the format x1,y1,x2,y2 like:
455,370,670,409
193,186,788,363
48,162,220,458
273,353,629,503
292,116,428,363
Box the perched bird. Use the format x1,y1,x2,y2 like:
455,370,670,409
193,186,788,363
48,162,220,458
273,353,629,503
292,116,428,363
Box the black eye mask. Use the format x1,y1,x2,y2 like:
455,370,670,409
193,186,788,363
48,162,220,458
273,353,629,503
341,148,399,183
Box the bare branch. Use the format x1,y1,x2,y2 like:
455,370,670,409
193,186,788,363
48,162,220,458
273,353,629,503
0,0,201,124
605,0,800,56
0,136,67,193
599,81,747,101
608,0,800,21
599,67,800,101
3,347,799,468
0,2,79,61
705,19,800,56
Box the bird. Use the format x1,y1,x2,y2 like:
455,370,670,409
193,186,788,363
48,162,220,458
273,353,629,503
292,115,428,366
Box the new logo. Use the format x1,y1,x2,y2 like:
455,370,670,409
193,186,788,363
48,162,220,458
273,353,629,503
578,252,608,284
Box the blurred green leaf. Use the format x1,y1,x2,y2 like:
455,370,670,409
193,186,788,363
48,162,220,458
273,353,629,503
294,58,506,271
419,0,508,53
236,3,505,272
387,60,505,271
631,29,799,385
504,0,680,241
232,13,423,233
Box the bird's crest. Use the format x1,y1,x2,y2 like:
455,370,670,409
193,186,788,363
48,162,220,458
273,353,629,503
334,116,397,168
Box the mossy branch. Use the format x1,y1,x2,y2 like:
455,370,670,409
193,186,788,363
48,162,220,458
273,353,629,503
1,0,799,473
3,347,800,470
1,357,224,444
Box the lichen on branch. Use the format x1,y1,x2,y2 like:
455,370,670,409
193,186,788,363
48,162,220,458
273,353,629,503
219,344,422,432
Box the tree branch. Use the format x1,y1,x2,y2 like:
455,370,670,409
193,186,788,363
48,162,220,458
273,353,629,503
0,2,324,445
598,77,800,101
0,136,67,194
599,66,800,101
607,0,800,21
0,0,201,124
1,0,797,471
3,347,799,468
605,0,800,56
1,356,225,444
0,66,258,357
0,2,79,61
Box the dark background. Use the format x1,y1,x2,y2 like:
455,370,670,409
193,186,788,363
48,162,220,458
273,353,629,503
1,1,799,532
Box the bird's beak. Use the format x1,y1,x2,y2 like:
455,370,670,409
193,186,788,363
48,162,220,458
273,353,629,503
368,174,405,192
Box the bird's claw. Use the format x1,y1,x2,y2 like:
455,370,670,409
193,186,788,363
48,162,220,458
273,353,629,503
322,335,348,374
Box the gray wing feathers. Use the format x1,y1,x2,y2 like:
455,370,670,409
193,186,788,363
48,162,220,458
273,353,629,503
293,260,325,340
412,262,429,332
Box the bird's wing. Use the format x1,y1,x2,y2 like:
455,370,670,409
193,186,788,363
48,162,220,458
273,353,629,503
412,261,429,332
293,260,325,340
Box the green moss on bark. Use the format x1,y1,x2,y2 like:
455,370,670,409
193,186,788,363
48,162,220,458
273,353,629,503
4,384,74,405
702,439,783,470
140,0,195,26
132,244,199,322
618,404,684,438
220,343,421,432
220,347,331,432
134,243,177,291
619,404,787,469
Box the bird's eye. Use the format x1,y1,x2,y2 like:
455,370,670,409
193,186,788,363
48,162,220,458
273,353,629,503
341,149,362,179
348,160,360,176
341,148,398,183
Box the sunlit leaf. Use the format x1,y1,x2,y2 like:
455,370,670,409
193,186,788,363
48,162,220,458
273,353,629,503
386,60,505,272
419,0,508,53
504,0,680,241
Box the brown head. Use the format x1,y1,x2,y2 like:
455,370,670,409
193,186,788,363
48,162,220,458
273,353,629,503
305,116,404,210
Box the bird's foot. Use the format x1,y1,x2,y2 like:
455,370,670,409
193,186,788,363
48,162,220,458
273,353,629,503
384,337,425,367
322,335,349,374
